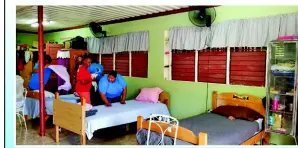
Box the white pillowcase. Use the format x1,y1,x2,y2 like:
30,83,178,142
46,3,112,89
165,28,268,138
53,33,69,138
255,118,264,131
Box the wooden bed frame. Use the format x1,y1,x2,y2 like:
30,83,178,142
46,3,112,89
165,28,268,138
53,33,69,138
53,92,87,145
137,91,268,145
24,91,51,121
52,91,170,145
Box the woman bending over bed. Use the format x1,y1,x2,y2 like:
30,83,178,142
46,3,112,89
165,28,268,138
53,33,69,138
28,55,53,90
98,70,127,107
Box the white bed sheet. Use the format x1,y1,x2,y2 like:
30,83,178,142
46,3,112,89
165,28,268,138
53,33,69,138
254,118,264,135
85,100,170,140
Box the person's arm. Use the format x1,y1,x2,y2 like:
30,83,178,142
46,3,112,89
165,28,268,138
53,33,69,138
99,92,111,106
98,76,111,106
117,74,127,104
121,87,127,103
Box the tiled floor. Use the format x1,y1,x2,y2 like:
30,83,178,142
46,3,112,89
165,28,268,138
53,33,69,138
16,119,138,145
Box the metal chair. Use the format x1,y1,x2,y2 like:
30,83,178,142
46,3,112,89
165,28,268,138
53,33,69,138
147,114,179,145
16,88,27,133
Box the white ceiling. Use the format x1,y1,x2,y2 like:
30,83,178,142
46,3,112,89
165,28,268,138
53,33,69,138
16,5,189,32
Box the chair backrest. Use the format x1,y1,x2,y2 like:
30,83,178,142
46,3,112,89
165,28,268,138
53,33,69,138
16,75,25,102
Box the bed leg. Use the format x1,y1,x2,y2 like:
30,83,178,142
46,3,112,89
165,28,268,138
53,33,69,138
137,116,143,131
263,132,270,145
80,134,86,145
55,125,59,143
198,132,207,145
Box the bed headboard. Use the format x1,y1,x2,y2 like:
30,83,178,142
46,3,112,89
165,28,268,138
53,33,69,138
159,91,170,108
137,89,170,108
212,91,265,117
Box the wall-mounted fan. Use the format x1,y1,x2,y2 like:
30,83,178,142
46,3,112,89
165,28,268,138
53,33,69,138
89,22,107,38
188,8,216,27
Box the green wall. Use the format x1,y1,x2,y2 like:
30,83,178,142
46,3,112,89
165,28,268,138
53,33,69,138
16,33,38,47
43,6,298,144
44,27,94,44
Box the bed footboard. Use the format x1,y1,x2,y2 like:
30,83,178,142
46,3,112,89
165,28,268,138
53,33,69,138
241,130,265,145
137,116,207,145
53,93,86,145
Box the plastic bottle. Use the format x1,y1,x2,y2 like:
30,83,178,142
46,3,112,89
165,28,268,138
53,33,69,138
272,95,280,111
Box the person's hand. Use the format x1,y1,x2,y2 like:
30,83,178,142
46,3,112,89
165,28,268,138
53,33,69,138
120,100,126,104
228,116,235,120
106,103,112,107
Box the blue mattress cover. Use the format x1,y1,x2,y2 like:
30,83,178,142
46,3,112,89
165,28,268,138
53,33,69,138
137,113,260,145
24,94,80,118
178,113,260,145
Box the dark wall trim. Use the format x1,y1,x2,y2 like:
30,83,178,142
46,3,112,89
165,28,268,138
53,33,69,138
44,5,218,34
44,24,88,34
16,29,38,34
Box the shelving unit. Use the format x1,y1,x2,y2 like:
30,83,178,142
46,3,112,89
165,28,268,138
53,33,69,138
266,40,298,144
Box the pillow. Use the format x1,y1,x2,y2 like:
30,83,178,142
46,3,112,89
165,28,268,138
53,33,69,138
211,105,264,121
135,87,163,103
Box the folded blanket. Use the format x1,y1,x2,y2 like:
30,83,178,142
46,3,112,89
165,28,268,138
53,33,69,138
86,109,97,117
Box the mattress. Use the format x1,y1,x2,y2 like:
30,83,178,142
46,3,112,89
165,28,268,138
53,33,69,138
178,113,260,145
24,94,80,118
136,113,261,145
85,100,169,140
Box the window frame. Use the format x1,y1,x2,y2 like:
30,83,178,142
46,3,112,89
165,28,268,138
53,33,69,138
167,46,267,87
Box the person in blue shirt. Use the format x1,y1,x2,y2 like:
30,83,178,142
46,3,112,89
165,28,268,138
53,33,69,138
28,55,53,90
98,70,127,107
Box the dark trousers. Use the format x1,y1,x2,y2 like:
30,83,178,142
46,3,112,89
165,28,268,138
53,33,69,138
108,96,121,103
90,83,105,106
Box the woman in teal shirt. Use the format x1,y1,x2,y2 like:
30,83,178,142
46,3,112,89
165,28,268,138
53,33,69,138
98,70,127,107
